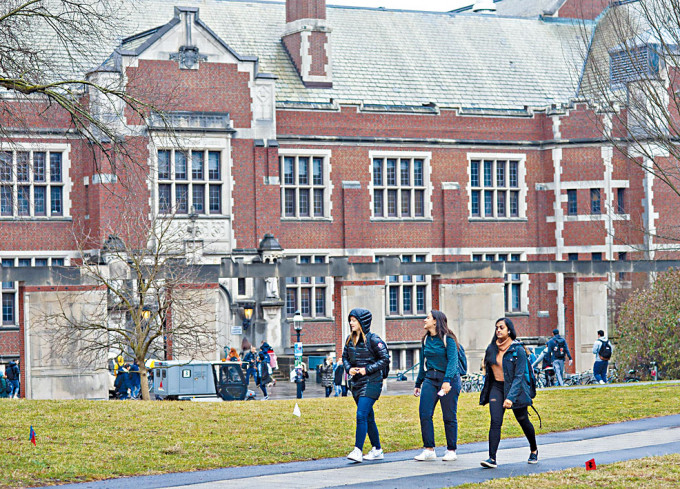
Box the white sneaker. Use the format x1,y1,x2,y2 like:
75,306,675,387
442,450,458,461
414,449,437,461
347,447,363,463
364,447,384,460
599,380,605,384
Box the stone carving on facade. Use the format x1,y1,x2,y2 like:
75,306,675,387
265,276,280,299
169,46,207,70
255,85,274,121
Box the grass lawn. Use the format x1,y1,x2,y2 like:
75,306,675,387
1,383,679,487
457,453,680,488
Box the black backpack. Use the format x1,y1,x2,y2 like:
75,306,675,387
457,343,468,376
552,337,567,360
367,333,391,379
6,364,17,381
512,344,537,399
598,339,613,360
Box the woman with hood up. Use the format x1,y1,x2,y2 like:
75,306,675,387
342,308,390,463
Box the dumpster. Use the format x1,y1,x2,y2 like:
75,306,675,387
152,360,248,401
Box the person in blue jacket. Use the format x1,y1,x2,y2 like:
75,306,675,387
479,317,538,468
129,359,141,399
413,310,461,462
343,308,390,463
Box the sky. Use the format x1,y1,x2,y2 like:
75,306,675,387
327,0,473,11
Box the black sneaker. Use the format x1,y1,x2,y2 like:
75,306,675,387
528,450,538,464
480,458,497,468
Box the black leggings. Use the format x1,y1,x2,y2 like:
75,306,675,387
488,381,537,461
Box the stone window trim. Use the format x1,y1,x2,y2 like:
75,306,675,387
284,254,333,319
470,251,529,314
369,150,433,221
467,153,527,221
1,256,67,327
0,143,71,219
279,149,333,220
376,253,431,318
151,137,230,219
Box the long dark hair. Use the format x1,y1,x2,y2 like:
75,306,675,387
423,310,458,348
484,317,517,365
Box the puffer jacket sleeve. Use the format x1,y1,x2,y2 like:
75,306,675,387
365,334,390,375
506,345,527,404
342,338,352,373
415,344,426,388
443,338,459,384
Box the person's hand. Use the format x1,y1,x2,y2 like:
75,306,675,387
349,368,359,376
569,359,573,366
414,387,421,397
503,399,513,409
440,382,451,395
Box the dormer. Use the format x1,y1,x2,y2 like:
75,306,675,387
282,0,332,88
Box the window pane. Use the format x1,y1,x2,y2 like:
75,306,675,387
511,283,521,311
209,184,221,214
386,159,397,186
50,186,62,216
298,188,309,216
484,161,493,187
34,186,46,216
373,159,383,186
35,259,47,267
313,189,324,217
300,288,311,316
414,159,424,186
159,184,171,214
1,187,12,216
315,288,325,316
313,157,323,185
0,152,11,182
617,188,626,214
17,186,29,216
415,255,426,282
471,190,480,216
414,190,424,217
34,152,46,182
497,190,506,217
158,150,171,179
314,256,325,283
174,151,187,180
283,157,295,185
496,161,505,187
299,256,311,284
387,190,397,216
18,259,30,267
192,151,204,180
403,286,412,315
50,153,62,182
471,160,480,187
52,258,64,266
237,278,246,295
284,188,295,217
192,185,204,213
416,285,426,314
591,189,601,214
401,255,412,282
389,286,399,314
2,259,13,289
176,184,188,214
374,190,383,216
484,191,493,217
17,152,29,182
472,254,482,261
400,159,410,186
208,151,220,180
298,157,309,185
510,191,519,217
401,189,410,216
509,161,518,187
2,293,14,324
568,189,577,215
286,289,297,315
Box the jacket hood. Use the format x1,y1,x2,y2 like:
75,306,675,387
260,342,271,351
348,308,372,334
599,335,609,342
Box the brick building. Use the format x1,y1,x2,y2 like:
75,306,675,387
0,0,676,398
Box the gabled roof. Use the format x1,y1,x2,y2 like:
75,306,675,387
35,0,595,112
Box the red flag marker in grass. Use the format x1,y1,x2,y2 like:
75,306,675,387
29,426,36,446
585,458,596,470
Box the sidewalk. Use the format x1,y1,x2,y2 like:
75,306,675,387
53,414,680,489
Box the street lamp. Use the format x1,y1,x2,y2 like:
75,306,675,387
242,305,254,330
141,305,152,321
293,309,303,343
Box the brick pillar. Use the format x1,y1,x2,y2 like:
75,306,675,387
431,276,441,310
563,275,575,374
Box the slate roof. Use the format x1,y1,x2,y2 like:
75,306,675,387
492,0,566,18
38,0,595,112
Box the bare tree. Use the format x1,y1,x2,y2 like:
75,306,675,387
38,208,219,400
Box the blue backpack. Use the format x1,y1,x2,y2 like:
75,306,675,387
512,345,537,399
457,343,468,376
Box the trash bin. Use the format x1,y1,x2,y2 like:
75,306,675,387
315,364,322,384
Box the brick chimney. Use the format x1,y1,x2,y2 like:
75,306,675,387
282,0,332,88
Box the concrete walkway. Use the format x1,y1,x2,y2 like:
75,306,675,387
54,414,680,489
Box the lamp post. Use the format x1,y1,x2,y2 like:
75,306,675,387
293,310,303,367
242,305,254,330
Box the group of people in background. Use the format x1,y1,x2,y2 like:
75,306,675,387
241,341,277,400
113,357,141,400
0,359,20,398
341,308,539,469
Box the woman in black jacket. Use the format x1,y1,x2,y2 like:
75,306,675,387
342,308,390,463
479,317,538,468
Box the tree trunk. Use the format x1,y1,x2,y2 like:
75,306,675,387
139,364,151,400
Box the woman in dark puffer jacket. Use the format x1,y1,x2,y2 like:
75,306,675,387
342,308,390,463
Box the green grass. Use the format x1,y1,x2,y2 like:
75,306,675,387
1,383,679,488
456,453,680,488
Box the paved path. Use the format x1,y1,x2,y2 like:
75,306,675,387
55,414,680,489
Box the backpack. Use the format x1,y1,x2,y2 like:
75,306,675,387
367,333,391,379
457,343,468,376
552,337,567,360
598,339,613,360
6,364,17,381
512,345,537,399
